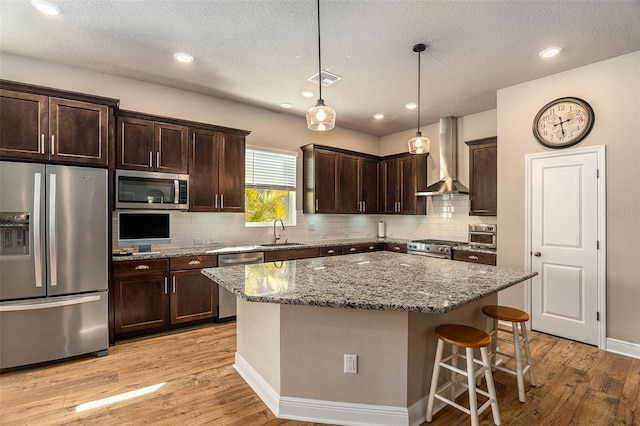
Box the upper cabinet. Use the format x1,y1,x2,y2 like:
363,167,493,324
466,137,497,216
190,127,247,212
339,153,380,214
0,82,116,166
302,145,339,214
117,111,188,174
381,153,427,215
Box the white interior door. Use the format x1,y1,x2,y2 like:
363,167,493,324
529,149,601,346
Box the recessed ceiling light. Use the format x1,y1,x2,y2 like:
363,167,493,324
405,103,417,110
31,0,62,15
300,90,314,98
373,114,384,120
174,52,194,63
539,47,562,58
280,103,293,109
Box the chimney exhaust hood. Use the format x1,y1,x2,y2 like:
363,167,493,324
415,116,469,196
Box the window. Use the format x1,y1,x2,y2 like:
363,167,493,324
245,147,297,226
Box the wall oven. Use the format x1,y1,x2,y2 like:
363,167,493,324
468,224,497,249
116,170,188,210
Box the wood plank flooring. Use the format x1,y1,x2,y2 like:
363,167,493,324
1,323,638,425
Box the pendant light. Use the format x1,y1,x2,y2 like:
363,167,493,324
306,0,336,131
408,43,430,154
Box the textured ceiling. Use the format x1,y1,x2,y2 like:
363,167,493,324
1,1,639,136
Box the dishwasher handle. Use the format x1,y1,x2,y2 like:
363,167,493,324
218,252,264,266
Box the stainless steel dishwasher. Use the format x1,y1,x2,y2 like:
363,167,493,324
216,251,264,321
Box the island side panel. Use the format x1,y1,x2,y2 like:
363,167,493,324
236,299,281,393
406,294,497,406
279,304,409,407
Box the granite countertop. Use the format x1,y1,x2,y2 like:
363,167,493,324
202,251,535,314
112,238,407,261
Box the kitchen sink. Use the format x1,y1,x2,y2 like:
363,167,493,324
260,242,305,247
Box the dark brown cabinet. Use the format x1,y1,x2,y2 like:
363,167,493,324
190,128,246,212
381,154,427,215
302,146,339,213
452,249,496,266
343,243,385,254
169,255,218,324
386,243,408,254
0,84,113,166
117,112,188,174
264,247,319,262
466,137,497,216
339,154,379,214
113,259,170,335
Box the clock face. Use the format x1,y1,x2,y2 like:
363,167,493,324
533,97,594,148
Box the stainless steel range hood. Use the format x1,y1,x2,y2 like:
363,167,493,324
416,116,469,196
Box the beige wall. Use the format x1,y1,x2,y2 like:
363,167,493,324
497,51,640,344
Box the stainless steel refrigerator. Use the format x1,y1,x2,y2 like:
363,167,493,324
0,161,109,369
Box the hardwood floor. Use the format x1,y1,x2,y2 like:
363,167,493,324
1,323,638,425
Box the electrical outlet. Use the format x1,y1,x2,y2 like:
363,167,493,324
308,223,315,231
344,354,357,374
194,238,204,245
321,233,327,239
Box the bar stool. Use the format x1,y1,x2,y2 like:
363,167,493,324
482,305,536,403
426,324,501,426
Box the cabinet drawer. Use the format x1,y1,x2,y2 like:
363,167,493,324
343,243,384,254
170,255,217,270
319,246,343,256
264,248,319,262
452,250,496,266
386,243,407,254
113,258,169,276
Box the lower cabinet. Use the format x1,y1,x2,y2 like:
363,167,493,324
386,243,408,254
452,250,496,266
264,247,319,262
112,255,217,338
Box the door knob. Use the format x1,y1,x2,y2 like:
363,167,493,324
533,251,541,257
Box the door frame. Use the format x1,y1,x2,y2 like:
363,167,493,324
524,145,607,349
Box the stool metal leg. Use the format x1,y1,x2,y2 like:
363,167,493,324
512,320,526,403
521,322,536,386
466,347,479,426
480,346,502,425
426,339,444,422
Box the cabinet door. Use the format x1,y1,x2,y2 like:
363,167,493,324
218,133,245,212
360,157,379,213
189,128,219,212
117,116,154,170
155,122,188,174
49,98,109,166
0,90,48,161
113,272,169,334
468,140,497,216
339,154,360,214
314,149,339,213
399,156,417,214
381,158,399,214
170,270,217,324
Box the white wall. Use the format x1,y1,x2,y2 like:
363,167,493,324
497,51,640,344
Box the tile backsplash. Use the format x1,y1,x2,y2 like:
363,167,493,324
113,195,497,250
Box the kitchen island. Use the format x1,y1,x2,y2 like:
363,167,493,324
202,251,536,426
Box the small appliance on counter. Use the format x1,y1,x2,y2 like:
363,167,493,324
468,224,497,249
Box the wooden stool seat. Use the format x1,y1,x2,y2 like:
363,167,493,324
427,324,501,426
482,305,536,403
436,324,491,348
482,305,529,322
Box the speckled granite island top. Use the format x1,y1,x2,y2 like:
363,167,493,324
202,251,536,314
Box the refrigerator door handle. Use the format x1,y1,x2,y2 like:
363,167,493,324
33,173,43,288
49,173,57,286
0,294,101,312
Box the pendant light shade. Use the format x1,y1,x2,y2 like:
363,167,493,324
408,43,430,154
307,0,336,131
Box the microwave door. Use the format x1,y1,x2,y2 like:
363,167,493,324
0,162,46,300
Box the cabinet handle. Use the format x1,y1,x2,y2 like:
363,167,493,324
327,250,335,254
172,276,176,293
369,246,375,250
188,260,201,265
41,134,45,154
50,135,55,155
214,194,218,209
220,194,224,209
362,201,366,212
393,246,401,251
149,152,153,168
156,152,160,168
349,247,356,252
164,277,168,294
315,199,319,211
134,264,150,270
469,255,479,260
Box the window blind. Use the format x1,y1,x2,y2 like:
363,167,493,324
245,148,297,191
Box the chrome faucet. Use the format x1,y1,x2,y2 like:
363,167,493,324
273,218,285,244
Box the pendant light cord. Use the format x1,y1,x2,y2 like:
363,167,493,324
317,0,323,101
417,49,421,132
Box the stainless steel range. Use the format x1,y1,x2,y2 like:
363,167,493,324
407,239,466,259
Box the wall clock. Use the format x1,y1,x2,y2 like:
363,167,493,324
532,97,594,149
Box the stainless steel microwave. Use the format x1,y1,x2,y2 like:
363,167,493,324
468,224,497,249
116,170,188,210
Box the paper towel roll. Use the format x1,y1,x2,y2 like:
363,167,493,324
377,221,385,238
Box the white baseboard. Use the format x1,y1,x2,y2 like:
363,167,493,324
235,352,469,426
606,337,640,359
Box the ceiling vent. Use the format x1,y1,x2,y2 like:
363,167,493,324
308,71,342,86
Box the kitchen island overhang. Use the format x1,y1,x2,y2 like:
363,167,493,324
202,252,537,426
